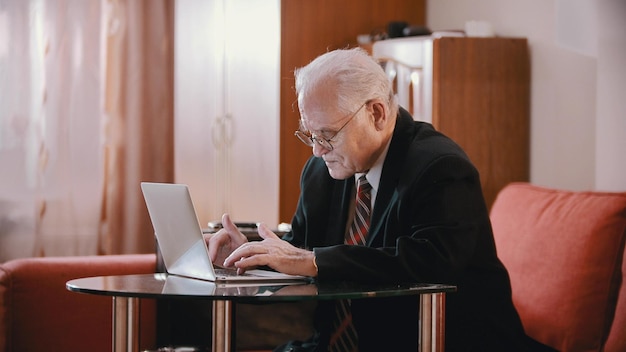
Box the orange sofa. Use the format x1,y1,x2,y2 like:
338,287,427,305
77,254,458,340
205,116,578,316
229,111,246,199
0,253,310,352
0,254,158,352
491,183,626,352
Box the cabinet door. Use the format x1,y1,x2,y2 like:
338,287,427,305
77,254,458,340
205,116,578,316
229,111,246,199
432,37,530,208
174,0,280,227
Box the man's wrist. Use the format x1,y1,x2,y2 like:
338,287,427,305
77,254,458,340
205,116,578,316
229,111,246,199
310,251,319,277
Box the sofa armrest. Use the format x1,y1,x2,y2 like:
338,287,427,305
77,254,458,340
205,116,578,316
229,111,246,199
0,254,157,352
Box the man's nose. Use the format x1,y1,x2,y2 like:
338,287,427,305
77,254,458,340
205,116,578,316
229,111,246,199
312,142,329,157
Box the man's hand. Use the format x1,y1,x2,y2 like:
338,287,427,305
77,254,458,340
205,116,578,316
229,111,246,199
223,223,318,277
204,213,248,266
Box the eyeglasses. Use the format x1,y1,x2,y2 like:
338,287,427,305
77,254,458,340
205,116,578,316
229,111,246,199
294,101,368,151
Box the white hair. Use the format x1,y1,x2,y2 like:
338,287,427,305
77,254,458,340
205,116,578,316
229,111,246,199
294,48,398,116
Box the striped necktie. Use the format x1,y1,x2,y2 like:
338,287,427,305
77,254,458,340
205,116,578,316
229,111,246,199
329,175,372,352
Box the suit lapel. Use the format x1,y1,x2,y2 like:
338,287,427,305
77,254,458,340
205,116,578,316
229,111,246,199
326,176,355,245
367,110,415,246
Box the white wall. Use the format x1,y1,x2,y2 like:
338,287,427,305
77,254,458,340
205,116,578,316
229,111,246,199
427,0,626,192
596,0,626,191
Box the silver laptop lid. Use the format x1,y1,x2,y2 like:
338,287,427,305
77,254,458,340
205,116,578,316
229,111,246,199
140,182,216,281
141,182,309,283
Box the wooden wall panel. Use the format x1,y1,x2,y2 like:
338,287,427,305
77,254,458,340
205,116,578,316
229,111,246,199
280,0,425,222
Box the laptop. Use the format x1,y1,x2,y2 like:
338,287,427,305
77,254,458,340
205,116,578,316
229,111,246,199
140,182,309,283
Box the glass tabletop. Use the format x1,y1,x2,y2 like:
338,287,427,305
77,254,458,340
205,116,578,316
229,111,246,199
66,273,456,302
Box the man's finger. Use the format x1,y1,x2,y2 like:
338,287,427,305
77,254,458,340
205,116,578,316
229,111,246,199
257,223,279,240
206,229,226,262
221,213,238,233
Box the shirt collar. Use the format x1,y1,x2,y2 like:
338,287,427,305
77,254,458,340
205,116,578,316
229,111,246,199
355,138,391,206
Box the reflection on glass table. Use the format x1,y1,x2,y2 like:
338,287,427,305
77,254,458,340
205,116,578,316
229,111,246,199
67,274,455,352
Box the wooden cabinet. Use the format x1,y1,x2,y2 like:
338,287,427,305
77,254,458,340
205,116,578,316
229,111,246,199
279,32,529,216
432,37,530,208
374,36,530,209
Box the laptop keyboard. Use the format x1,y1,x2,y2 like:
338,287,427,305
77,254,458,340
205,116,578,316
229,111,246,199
214,267,252,277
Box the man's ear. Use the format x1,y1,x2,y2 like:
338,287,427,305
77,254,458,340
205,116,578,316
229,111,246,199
370,99,388,131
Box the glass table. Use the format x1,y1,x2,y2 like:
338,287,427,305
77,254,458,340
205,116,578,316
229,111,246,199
67,274,455,352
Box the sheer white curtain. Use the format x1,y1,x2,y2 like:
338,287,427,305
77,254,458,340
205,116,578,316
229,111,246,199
0,0,173,262
98,0,174,256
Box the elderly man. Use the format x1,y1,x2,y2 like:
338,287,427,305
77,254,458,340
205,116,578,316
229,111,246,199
207,48,547,352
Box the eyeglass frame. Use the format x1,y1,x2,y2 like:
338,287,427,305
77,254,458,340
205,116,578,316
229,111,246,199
294,100,370,151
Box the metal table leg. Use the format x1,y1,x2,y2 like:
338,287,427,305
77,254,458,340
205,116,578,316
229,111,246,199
212,300,234,352
419,293,446,352
112,296,140,352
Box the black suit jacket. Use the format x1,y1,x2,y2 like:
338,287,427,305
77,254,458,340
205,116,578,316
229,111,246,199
282,109,531,351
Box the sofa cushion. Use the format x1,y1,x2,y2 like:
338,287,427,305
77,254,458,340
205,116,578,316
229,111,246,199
0,254,157,352
490,183,626,351
604,239,626,352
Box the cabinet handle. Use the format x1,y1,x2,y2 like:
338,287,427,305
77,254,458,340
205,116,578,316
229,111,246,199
211,114,234,150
